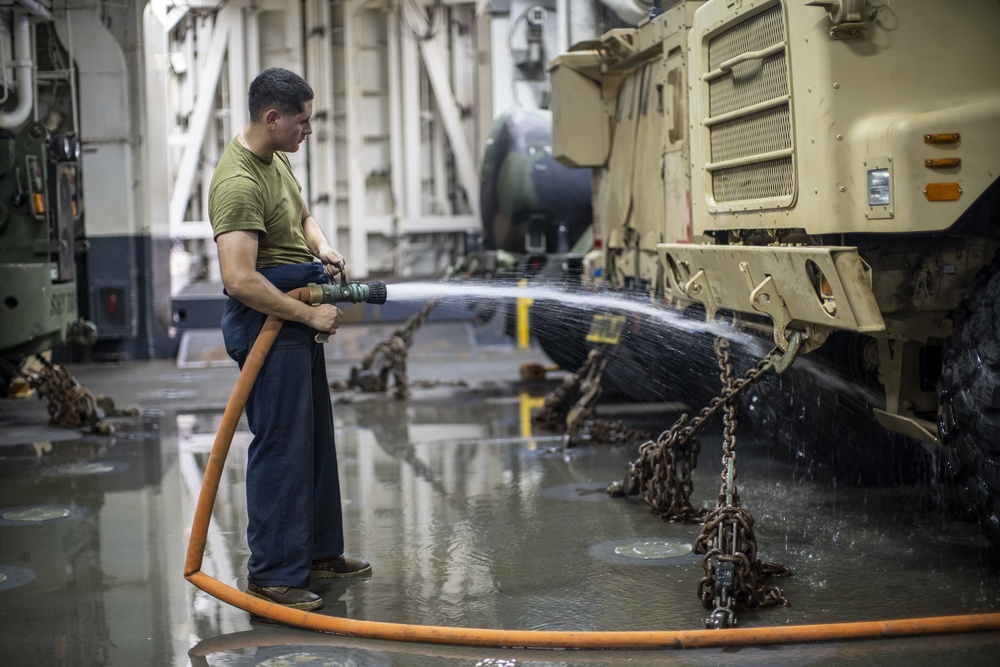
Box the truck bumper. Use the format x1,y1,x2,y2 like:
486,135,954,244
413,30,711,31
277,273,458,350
657,244,886,350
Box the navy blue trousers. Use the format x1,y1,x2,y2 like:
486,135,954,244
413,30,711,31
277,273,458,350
221,262,344,587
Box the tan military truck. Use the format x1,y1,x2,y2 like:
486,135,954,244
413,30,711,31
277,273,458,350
549,0,1000,545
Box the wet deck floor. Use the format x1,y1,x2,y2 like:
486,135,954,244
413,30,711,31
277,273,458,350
2,321,1000,666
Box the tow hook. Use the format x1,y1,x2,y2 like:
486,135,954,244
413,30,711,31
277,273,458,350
767,330,803,374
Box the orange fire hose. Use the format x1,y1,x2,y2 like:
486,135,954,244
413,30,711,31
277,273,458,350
184,288,1000,649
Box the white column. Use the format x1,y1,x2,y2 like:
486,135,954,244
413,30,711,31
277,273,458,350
344,0,369,277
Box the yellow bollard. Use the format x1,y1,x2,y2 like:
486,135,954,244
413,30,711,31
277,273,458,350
516,278,534,349
519,391,547,450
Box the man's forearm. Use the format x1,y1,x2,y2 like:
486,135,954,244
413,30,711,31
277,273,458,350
302,216,333,257
226,270,314,324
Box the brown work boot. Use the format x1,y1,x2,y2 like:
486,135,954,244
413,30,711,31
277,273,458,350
311,555,372,579
247,582,323,611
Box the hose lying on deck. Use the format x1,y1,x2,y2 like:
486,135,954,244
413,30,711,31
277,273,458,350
184,287,1000,649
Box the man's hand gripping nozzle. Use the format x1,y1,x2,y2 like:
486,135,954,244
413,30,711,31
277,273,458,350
308,263,388,343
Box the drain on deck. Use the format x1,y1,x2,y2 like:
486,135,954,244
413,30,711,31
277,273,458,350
42,461,128,477
589,537,700,567
0,566,36,592
0,505,87,525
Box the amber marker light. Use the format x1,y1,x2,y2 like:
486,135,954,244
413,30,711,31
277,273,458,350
924,183,962,201
32,193,45,214
923,133,960,144
821,274,833,298
924,158,961,168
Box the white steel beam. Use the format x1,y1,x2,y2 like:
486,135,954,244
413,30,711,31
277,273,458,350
344,0,368,277
418,33,480,223
401,18,422,230
244,6,260,80
143,5,171,246
405,215,478,234
386,5,404,264
168,6,235,228
474,13,493,166
227,10,247,136
431,94,448,214
304,0,338,243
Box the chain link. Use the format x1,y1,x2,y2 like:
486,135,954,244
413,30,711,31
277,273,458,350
603,336,792,625
531,347,606,434
608,342,773,522
4,356,138,434
691,339,790,623
331,299,438,399
531,345,651,447
694,506,790,615
586,418,652,444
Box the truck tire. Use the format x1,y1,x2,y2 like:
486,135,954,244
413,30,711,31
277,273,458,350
530,299,591,372
939,258,1000,549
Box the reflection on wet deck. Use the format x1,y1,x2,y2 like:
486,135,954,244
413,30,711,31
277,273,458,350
2,337,1000,665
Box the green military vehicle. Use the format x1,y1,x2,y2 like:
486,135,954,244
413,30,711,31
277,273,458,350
549,0,1000,544
1,123,87,365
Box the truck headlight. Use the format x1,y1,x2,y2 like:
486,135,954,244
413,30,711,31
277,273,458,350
867,168,891,206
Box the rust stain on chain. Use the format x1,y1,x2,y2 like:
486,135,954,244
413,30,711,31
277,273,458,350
692,339,790,627
531,345,652,448
606,337,793,626
332,299,440,399
3,355,137,434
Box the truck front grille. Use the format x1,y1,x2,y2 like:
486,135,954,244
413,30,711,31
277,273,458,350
704,2,794,205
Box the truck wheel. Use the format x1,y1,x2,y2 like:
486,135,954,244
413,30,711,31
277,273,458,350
939,258,1000,549
530,299,591,372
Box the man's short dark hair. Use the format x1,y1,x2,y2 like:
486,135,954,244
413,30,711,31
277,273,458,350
248,68,314,120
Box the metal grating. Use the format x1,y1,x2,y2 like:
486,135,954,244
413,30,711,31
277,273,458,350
709,105,791,165
96,286,130,334
705,2,794,205
709,52,788,119
712,157,794,202
709,4,786,70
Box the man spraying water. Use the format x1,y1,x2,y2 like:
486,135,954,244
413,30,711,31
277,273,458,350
208,67,371,612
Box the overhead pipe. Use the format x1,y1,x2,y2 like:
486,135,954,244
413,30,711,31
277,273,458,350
0,13,34,129
185,287,1000,649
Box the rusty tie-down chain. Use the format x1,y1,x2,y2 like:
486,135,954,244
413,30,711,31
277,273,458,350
332,299,439,399
587,418,651,445
532,346,608,443
606,334,793,626
36,359,102,430
692,338,790,629
531,345,651,447
608,339,776,522
5,355,136,434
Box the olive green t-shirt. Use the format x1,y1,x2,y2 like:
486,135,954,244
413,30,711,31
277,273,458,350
208,135,313,268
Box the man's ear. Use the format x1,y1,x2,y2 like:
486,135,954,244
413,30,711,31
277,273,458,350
265,109,279,127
